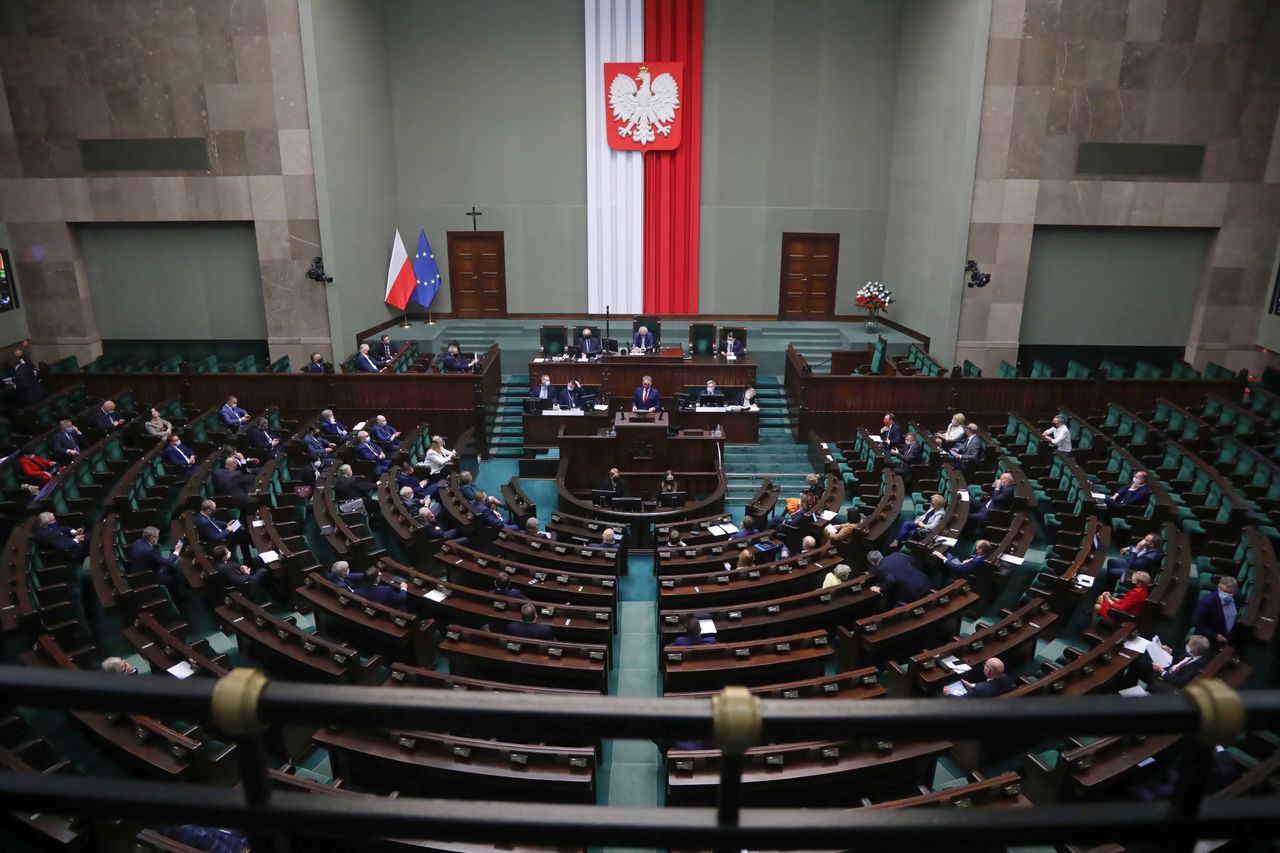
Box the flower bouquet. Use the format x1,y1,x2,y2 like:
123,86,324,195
855,281,894,332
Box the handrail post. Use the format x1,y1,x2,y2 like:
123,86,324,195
212,669,287,852
1168,679,1247,853
712,687,761,853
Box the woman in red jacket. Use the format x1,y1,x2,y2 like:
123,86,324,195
1091,570,1152,633
17,449,56,484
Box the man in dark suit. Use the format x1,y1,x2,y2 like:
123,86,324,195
959,657,1015,697
531,374,555,402
888,431,922,483
950,423,984,472
505,603,552,640
416,506,462,543
879,413,903,448
89,400,127,433
1105,471,1152,516
353,343,380,373
220,396,250,430
374,335,397,364
244,417,281,458
329,561,407,608
129,525,182,595
162,434,199,479
301,352,329,373
1192,576,1243,648
9,348,47,406
632,376,660,412
50,419,83,465
491,571,528,600
193,499,251,562
398,485,422,516
302,425,335,461
966,473,1015,533
209,544,271,602
334,463,378,513
355,431,391,474
34,511,87,563
1105,533,1163,588
371,415,400,448
1143,635,1213,691
318,409,349,439
212,457,254,510
867,549,932,607
557,380,585,409
717,331,743,356
441,345,476,372
472,492,517,530
632,326,655,351
578,328,602,355
932,539,993,580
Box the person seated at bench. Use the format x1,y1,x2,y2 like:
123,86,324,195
949,423,984,471
738,385,758,408
17,448,56,486
1192,576,1243,649
423,435,456,479
302,425,336,462
100,657,138,675
302,351,329,373
531,374,555,402
1090,571,1152,634
772,495,814,530
143,407,173,440
213,457,255,512
318,409,349,439
162,433,199,480
129,525,182,596
868,549,931,609
959,657,1015,698
936,412,966,447
245,417,282,458
220,443,260,476
826,518,866,544
660,471,680,496
599,467,628,497
596,527,619,552
35,511,88,563
1141,635,1213,692
632,326,655,351
667,530,683,548
932,539,993,580
329,560,407,607
397,461,430,501
879,412,903,448
674,614,717,646
335,464,378,514
353,343,380,373
441,344,478,372
718,330,743,356
220,395,250,430
525,517,552,540
505,602,552,640
417,506,462,544
889,493,945,550
50,419,83,464
1042,415,1072,454
355,431,392,475
90,399,127,433
398,486,422,515
1105,471,1152,516
732,516,758,540
371,415,401,449
578,327,602,355
472,491,517,530
735,548,756,570
802,473,823,499
492,571,527,601
194,499,252,563
965,473,1014,534
823,563,852,589
632,376,660,412
889,432,923,486
373,334,397,365
558,379,585,409
1104,534,1162,588
210,544,271,603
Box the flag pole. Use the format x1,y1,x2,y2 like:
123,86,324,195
428,309,435,326
400,309,411,329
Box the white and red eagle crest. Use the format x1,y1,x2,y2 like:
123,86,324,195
604,62,683,151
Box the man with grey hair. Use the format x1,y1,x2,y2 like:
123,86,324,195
329,560,406,607
525,517,552,539
399,485,421,514
100,657,138,675
354,343,380,373
34,511,87,563
319,408,349,438
193,499,250,562
801,535,817,552
129,525,182,595
1145,635,1214,691
867,548,932,608
823,563,853,589
355,430,391,474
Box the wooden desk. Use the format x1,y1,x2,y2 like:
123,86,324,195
523,409,610,449
529,353,757,398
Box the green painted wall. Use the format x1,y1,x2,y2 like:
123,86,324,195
303,0,400,351
1021,226,1215,347
78,223,266,340
700,0,901,316
882,0,989,361
0,222,30,346
385,0,587,315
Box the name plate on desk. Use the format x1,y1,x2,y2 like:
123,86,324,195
543,409,584,416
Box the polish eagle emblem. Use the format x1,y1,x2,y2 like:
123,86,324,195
606,63,682,150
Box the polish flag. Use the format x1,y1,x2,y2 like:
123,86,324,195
384,229,416,310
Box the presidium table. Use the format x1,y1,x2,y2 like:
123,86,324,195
525,350,760,446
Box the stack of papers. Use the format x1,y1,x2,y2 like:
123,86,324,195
721,523,739,533
1000,553,1025,565
819,510,837,521
699,619,718,635
425,589,450,603
934,536,958,548
706,525,726,536
1148,639,1173,669
257,550,281,564
1118,685,1150,697
940,655,972,674
167,661,196,679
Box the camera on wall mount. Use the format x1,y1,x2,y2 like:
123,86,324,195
965,260,991,288
307,257,333,284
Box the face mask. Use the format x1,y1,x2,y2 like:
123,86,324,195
883,417,892,426
1185,646,1195,658
543,381,550,387
1220,592,1233,603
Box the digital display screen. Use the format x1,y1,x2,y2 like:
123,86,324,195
0,250,17,314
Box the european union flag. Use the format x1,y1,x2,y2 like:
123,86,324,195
410,228,442,309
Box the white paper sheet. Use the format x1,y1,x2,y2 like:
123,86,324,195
425,589,450,603
257,550,280,564
721,524,739,533
167,661,196,679
943,681,968,697
1000,554,1025,565
699,619,717,635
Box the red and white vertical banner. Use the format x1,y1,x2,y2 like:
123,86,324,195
587,0,703,316
585,0,645,315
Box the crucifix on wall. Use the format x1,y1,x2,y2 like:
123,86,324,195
466,206,482,231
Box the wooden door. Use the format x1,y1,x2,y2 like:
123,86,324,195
447,232,507,317
778,233,840,319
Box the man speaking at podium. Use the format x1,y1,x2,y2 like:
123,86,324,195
632,375,660,412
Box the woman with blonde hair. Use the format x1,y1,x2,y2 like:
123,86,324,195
1091,570,1152,632
737,548,756,568
889,493,946,550
423,435,455,477
938,413,966,446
